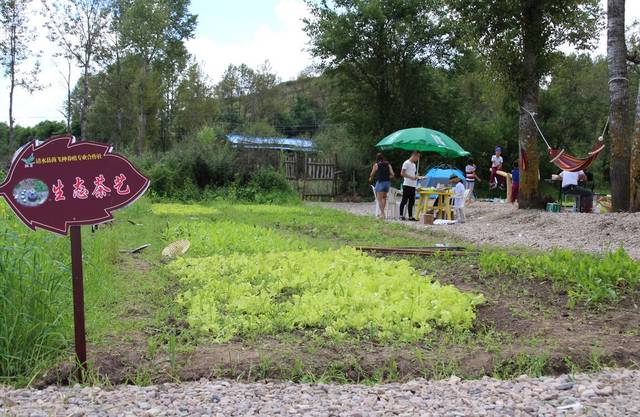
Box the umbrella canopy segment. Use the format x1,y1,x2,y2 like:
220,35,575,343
376,128,471,158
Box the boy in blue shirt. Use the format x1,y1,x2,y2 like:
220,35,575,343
511,160,519,203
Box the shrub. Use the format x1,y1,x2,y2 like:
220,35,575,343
143,138,236,197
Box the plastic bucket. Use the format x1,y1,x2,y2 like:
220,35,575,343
546,203,560,213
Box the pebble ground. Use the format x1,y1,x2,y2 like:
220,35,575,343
1,369,638,416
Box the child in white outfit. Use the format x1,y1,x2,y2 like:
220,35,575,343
449,174,466,223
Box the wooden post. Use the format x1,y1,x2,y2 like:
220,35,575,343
70,225,87,380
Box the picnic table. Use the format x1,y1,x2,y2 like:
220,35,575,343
415,188,454,220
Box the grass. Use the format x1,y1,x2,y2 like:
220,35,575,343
1,197,639,386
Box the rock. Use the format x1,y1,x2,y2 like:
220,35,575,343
555,383,574,391
596,386,613,396
581,389,596,398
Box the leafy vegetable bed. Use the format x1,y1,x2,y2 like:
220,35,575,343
169,247,484,342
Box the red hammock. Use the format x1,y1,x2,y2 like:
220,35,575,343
520,107,607,172
548,136,606,172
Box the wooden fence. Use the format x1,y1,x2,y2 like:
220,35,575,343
281,153,336,198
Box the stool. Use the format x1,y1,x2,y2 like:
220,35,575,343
562,192,581,212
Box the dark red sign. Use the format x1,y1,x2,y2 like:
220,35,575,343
0,135,149,235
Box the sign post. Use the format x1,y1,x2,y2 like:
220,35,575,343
0,135,149,379
70,225,87,375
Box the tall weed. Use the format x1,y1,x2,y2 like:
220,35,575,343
0,227,69,385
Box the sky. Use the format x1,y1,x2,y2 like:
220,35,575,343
0,0,639,127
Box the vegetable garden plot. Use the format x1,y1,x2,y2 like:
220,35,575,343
169,247,484,343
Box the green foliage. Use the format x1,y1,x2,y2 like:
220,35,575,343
479,248,640,305
169,247,484,343
140,137,236,197
0,227,68,385
451,0,602,92
304,0,451,135
158,218,310,257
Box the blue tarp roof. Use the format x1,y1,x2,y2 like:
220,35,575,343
225,134,315,152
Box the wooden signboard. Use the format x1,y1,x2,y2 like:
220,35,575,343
0,135,149,378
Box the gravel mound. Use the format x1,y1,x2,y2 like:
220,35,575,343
1,369,638,416
318,202,640,259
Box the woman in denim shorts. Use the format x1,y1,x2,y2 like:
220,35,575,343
369,153,395,219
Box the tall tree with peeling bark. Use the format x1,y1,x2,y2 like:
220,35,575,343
42,0,110,140
629,24,640,212
631,83,640,211
451,0,601,209
607,0,630,211
0,0,40,146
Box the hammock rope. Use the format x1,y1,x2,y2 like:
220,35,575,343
520,107,607,173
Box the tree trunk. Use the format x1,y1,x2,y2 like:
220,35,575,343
518,82,541,209
630,83,640,212
518,5,541,210
65,59,72,133
607,0,630,211
8,25,16,146
80,63,90,139
136,62,147,156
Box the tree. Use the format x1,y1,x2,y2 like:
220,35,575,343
55,55,73,132
631,81,640,211
173,63,217,138
42,0,111,139
607,0,630,211
304,0,450,137
629,22,640,212
0,0,40,145
452,0,601,209
117,0,196,154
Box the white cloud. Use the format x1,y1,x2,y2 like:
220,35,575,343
187,0,312,83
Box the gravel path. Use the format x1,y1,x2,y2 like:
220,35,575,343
1,369,639,416
317,201,640,259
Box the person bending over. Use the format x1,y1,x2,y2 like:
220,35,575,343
558,169,592,212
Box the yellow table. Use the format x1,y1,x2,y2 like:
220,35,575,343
415,188,454,220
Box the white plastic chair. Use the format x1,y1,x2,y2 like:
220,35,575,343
387,187,401,219
372,185,400,219
452,189,472,222
371,185,380,217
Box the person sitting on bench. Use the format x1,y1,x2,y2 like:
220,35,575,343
558,169,592,212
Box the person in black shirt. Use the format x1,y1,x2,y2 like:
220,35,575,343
369,153,396,219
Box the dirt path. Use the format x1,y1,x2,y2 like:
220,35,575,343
316,201,640,258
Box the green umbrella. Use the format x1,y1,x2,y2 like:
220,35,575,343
376,127,471,158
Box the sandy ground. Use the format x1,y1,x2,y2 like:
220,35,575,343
316,201,640,259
